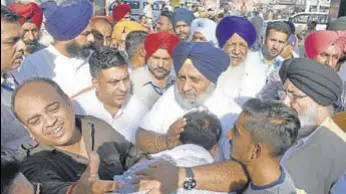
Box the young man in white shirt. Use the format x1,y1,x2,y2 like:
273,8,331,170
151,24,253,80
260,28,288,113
19,0,95,97
73,47,148,144
136,42,242,161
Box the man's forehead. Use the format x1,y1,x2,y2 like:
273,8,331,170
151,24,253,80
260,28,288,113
16,82,62,104
176,21,188,26
22,22,39,30
284,79,306,95
1,21,21,37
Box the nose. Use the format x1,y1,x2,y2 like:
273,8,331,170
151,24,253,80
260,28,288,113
283,95,292,107
27,31,35,41
88,33,95,43
16,39,26,53
45,114,58,129
234,44,240,54
118,80,127,93
182,80,192,92
326,56,334,68
227,129,233,140
273,41,279,49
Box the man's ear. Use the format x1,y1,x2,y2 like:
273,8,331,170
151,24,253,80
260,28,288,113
92,77,99,91
250,143,262,161
138,45,146,58
209,144,219,158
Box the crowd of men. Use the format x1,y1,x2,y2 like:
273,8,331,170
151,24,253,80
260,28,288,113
1,0,346,194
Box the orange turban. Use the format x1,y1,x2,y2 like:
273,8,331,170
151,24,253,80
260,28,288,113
112,20,146,44
8,2,43,29
144,32,180,59
305,30,346,59
112,4,131,21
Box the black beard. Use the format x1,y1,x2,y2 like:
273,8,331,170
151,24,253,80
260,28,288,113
67,42,91,59
262,45,277,60
25,41,39,54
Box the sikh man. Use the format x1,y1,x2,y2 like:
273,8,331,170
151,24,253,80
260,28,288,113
12,78,148,194
90,16,113,50
133,58,345,194
189,18,217,46
9,2,45,56
172,8,196,41
73,47,149,144
304,30,346,111
125,30,148,70
19,0,95,97
136,42,242,161
112,3,131,22
156,10,174,34
215,16,258,101
1,5,32,150
131,32,180,109
111,20,146,51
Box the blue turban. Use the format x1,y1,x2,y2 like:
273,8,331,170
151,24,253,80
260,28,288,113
41,0,92,41
216,16,257,48
172,8,195,28
173,42,230,84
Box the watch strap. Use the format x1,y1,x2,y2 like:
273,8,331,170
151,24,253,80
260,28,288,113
185,167,194,179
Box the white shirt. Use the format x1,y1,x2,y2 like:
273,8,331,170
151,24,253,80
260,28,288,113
73,89,149,144
19,45,92,97
139,86,242,160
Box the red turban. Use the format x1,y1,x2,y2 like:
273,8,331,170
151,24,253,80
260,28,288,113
112,4,131,21
92,15,114,25
8,2,43,29
144,32,180,59
305,30,346,59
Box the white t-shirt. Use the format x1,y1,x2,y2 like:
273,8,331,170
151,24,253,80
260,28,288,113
73,89,149,144
139,86,242,160
19,45,92,97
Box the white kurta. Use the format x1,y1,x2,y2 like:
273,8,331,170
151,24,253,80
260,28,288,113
139,86,242,160
19,45,92,97
73,89,149,144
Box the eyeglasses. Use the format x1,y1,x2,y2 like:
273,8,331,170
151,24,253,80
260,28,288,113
277,90,308,102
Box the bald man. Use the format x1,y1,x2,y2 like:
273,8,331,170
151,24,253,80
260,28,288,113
91,17,112,50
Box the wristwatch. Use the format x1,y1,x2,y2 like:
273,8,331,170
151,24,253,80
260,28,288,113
183,168,197,190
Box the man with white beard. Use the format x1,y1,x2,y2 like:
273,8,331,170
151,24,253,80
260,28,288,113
136,42,242,161
133,58,345,194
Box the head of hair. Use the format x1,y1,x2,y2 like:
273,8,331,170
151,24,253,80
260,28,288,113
241,98,301,157
89,46,127,78
125,30,148,60
139,15,146,20
1,5,19,32
180,111,222,150
265,21,291,40
310,21,317,25
1,146,21,194
11,77,69,124
160,10,173,22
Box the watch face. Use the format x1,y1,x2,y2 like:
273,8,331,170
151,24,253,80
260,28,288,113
183,179,196,190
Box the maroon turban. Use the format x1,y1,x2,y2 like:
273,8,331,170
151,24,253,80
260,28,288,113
144,32,180,59
8,2,43,29
112,4,131,21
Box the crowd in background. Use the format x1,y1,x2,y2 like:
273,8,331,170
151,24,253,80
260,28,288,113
1,0,346,194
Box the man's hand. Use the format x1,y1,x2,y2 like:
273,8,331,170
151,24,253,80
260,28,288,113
71,152,124,194
133,160,181,194
166,118,186,149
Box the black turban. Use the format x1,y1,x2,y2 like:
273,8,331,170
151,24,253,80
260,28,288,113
279,58,343,106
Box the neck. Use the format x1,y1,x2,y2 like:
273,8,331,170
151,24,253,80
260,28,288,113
151,74,169,89
263,55,275,67
246,157,282,187
54,130,88,158
53,41,74,58
130,56,145,69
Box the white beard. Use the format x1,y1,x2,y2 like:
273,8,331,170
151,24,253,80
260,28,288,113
174,84,216,110
297,102,318,139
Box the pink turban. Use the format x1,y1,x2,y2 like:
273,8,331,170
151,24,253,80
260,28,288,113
305,30,346,59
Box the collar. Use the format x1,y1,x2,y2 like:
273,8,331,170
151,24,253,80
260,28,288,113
250,166,286,190
259,49,281,68
300,117,332,144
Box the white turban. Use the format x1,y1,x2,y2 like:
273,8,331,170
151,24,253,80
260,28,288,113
189,18,218,46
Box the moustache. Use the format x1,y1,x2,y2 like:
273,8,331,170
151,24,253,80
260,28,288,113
153,67,169,72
